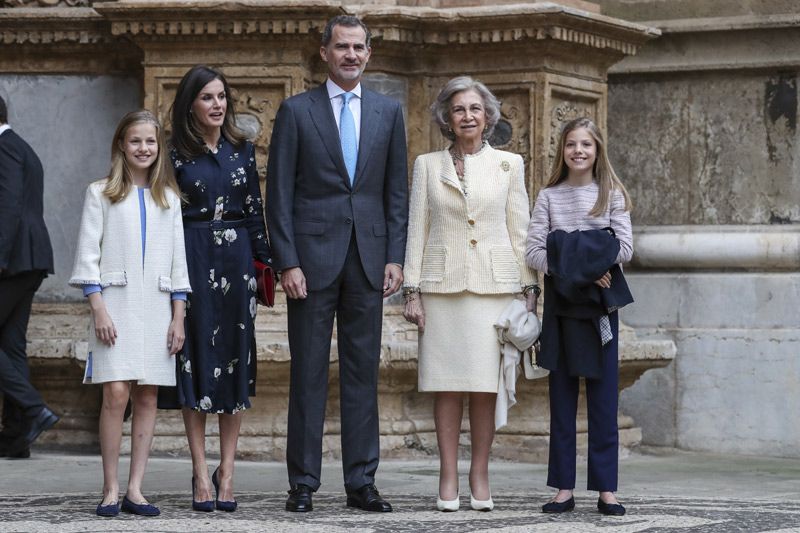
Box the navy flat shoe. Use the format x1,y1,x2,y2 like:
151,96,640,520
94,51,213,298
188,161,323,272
597,498,626,516
95,501,119,517
121,496,160,516
192,476,215,512
212,467,238,512
542,496,575,513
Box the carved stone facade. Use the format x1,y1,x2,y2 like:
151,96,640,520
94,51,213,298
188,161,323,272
1,0,677,460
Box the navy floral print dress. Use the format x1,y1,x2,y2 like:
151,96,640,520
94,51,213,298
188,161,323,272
164,136,270,414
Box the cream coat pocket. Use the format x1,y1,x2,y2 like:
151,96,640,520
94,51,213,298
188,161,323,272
490,246,520,283
99,271,127,288
420,246,447,282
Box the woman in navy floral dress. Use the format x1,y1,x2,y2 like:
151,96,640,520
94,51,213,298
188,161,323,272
166,65,270,512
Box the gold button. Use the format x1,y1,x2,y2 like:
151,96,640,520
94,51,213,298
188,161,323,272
470,239,477,245
468,219,475,225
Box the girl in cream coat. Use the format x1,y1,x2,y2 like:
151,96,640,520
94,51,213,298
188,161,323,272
403,77,537,512
69,111,190,517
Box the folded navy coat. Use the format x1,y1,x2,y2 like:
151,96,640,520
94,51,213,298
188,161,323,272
539,228,634,379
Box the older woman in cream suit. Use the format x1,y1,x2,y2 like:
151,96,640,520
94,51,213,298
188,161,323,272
403,76,538,512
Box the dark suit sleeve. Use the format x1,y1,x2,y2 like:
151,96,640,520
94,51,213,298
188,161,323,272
383,102,409,266
265,100,300,272
243,142,272,264
0,139,24,270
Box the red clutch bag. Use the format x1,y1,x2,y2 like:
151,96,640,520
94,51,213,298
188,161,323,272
254,259,276,307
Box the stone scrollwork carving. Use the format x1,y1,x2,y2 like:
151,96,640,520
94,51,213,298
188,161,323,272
491,88,532,189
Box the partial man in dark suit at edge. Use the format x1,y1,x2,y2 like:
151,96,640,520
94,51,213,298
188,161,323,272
0,95,60,459
266,15,409,513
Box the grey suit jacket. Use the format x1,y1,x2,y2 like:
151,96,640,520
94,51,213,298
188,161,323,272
266,83,408,292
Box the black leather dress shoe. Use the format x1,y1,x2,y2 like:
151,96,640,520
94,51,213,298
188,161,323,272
597,498,626,516
346,484,393,512
0,445,30,459
24,407,59,447
542,496,575,513
286,484,313,512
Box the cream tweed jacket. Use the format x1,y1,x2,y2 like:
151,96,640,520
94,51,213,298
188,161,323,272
69,180,191,386
403,146,536,294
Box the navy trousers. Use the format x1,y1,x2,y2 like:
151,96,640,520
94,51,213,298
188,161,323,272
547,311,619,492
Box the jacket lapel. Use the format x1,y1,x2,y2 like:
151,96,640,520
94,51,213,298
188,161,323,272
308,83,351,186
353,89,381,189
438,150,463,193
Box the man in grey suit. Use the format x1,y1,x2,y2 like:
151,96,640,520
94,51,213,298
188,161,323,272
0,95,59,459
266,15,408,513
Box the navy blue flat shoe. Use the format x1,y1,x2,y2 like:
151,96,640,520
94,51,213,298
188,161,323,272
597,498,626,516
95,501,119,517
121,496,160,516
542,496,575,514
212,467,238,512
192,476,215,512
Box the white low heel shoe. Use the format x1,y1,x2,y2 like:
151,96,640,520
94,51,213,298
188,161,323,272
436,496,460,512
470,493,494,511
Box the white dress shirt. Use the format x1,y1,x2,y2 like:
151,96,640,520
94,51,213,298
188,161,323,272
0,124,11,136
326,78,362,148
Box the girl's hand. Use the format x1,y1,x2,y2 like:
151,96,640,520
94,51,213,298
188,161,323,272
167,317,185,355
402,295,426,333
594,271,612,289
92,306,117,347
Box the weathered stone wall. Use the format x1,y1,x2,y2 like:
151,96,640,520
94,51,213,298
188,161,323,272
0,75,141,300
605,1,800,457
608,72,799,226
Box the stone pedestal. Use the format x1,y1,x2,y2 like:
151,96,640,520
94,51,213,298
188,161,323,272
16,298,674,461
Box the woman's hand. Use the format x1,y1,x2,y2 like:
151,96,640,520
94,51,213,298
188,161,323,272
92,306,117,346
594,271,611,289
403,295,426,333
167,318,185,355
526,293,538,313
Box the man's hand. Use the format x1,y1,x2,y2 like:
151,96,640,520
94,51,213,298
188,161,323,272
281,267,308,299
383,264,403,297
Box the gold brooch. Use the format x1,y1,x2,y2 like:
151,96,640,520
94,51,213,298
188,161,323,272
500,161,510,172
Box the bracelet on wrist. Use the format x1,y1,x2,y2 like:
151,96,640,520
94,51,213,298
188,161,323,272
522,284,541,298
402,286,420,297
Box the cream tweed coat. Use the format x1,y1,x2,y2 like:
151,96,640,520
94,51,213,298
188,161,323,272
403,146,536,293
69,180,191,385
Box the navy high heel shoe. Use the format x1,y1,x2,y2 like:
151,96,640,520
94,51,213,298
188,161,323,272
192,476,215,512
212,467,238,512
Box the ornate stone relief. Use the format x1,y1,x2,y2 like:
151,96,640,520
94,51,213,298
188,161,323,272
490,88,532,186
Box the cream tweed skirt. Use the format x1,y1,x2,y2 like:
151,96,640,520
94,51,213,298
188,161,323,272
418,292,513,393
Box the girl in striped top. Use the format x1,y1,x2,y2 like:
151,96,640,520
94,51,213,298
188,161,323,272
525,117,633,516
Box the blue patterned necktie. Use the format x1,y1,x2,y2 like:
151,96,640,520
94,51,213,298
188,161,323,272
339,92,357,185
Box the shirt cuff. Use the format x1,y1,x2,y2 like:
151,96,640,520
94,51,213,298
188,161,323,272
82,284,102,297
